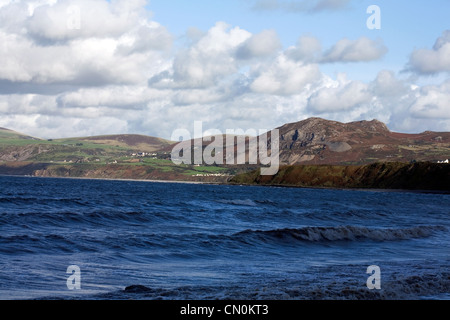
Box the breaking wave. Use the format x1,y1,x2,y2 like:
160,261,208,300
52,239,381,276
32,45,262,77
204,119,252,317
234,225,447,243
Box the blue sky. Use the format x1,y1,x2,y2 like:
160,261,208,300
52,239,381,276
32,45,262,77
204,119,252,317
0,0,449,139
149,0,449,80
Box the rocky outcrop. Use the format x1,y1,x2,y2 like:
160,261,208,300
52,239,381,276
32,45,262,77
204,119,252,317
273,118,449,165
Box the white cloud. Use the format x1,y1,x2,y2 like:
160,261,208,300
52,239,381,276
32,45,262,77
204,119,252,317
321,37,387,63
0,94,55,115
236,29,281,60
409,30,450,74
171,22,251,88
250,54,321,95
0,34,163,85
410,81,450,119
57,86,168,109
285,36,386,64
307,74,371,113
0,1,30,34
370,70,408,97
0,0,171,86
0,101,129,138
35,115,129,138
285,35,322,62
25,0,147,42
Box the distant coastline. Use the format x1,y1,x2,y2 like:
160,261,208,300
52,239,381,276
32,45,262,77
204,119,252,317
1,161,449,193
0,173,210,185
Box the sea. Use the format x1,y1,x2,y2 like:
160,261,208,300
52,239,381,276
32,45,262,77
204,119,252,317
0,175,449,300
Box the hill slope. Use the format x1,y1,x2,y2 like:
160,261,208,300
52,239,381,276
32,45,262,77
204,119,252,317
0,127,40,141
67,134,174,152
173,118,449,166
0,130,233,182
274,118,450,165
0,130,175,162
2,118,449,165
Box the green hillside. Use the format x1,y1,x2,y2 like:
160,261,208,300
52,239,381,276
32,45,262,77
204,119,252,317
0,128,236,182
0,127,42,145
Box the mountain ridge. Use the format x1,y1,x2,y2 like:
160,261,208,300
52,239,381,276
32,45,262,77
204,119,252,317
1,117,449,165
273,117,449,165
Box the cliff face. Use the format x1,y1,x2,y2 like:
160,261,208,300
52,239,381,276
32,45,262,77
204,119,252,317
230,162,450,191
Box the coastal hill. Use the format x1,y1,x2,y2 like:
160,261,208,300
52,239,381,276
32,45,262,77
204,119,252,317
274,118,450,165
0,128,234,181
1,118,449,165
170,117,450,166
80,134,174,152
0,130,174,162
0,127,40,141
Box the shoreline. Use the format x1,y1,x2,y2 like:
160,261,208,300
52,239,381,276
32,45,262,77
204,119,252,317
1,173,449,195
228,181,450,195
0,173,212,186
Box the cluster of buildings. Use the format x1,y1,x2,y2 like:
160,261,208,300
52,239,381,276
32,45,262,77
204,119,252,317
437,159,449,164
192,173,230,177
131,152,158,158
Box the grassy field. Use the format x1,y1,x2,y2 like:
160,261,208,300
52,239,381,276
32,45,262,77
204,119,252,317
0,129,236,180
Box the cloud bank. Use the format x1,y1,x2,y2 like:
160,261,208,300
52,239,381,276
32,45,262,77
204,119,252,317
0,0,449,140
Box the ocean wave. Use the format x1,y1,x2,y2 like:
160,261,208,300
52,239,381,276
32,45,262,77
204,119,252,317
234,225,447,243
0,196,87,206
0,209,156,227
216,199,258,206
0,233,79,254
254,199,276,205
86,270,450,300
0,196,39,203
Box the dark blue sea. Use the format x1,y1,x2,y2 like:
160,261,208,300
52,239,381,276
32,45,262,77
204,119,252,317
0,175,449,300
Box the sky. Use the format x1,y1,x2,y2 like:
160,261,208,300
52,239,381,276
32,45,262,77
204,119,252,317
0,0,449,139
